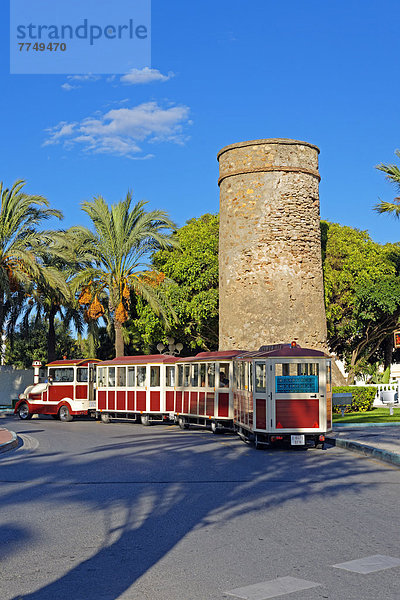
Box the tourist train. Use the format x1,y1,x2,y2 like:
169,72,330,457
15,343,332,448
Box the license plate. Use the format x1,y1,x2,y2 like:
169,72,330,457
89,401,96,408
291,435,305,445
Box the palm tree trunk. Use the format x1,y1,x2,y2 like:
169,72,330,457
114,320,124,357
47,305,57,363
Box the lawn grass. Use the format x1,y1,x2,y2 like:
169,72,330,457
333,407,400,423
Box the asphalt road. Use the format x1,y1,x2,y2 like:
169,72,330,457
0,416,399,600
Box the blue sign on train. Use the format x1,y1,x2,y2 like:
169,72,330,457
275,376,318,394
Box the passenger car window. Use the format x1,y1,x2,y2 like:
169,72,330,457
76,367,88,382
218,362,230,388
117,367,126,387
166,366,175,387
127,366,135,387
177,365,184,387
48,368,74,383
184,365,190,387
150,366,160,387
255,362,266,392
137,366,146,387
275,362,319,393
97,367,106,387
200,364,206,387
249,362,253,392
207,363,215,387
108,367,115,387
191,364,199,387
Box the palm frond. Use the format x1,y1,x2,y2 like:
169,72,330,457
374,198,400,218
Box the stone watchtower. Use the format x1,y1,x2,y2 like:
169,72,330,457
218,138,328,351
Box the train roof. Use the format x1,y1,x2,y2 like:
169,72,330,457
237,345,329,359
87,346,329,368
98,354,179,366
46,359,100,367
177,350,245,363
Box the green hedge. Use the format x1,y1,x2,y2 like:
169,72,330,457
332,386,376,413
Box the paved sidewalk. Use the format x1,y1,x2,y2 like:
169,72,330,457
326,425,400,467
0,427,18,453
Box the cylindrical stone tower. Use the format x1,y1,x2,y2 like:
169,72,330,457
218,138,327,351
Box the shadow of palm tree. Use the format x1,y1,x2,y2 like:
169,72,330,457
0,421,388,600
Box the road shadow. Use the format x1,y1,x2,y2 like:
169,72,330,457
0,419,390,600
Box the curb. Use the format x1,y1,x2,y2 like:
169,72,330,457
333,422,400,428
0,429,18,454
0,409,14,417
326,436,400,468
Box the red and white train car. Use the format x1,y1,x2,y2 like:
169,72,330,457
95,355,179,425
14,345,332,451
174,351,241,432
15,359,99,421
233,344,332,448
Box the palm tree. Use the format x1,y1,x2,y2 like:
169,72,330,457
22,235,84,362
0,179,63,343
374,150,400,217
70,193,179,357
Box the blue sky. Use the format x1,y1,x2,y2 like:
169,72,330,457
1,0,400,243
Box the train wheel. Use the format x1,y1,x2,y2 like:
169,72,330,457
101,413,111,424
178,417,189,430
210,421,219,434
17,403,32,420
141,415,151,426
59,406,73,422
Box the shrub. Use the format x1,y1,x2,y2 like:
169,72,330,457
332,386,376,413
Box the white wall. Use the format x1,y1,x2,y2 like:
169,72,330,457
390,364,400,379
0,366,33,405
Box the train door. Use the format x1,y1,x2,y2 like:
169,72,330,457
270,358,325,439
254,360,268,430
149,364,161,412
88,363,96,409
325,359,332,431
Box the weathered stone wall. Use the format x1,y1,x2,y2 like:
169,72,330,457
218,138,328,351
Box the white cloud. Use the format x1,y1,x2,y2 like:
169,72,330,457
43,101,191,158
61,74,100,91
61,70,173,90
68,75,100,82
61,82,79,92
120,68,174,85
43,121,77,145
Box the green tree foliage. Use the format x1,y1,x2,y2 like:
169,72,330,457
5,318,79,369
76,326,114,361
127,214,219,354
322,221,400,382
